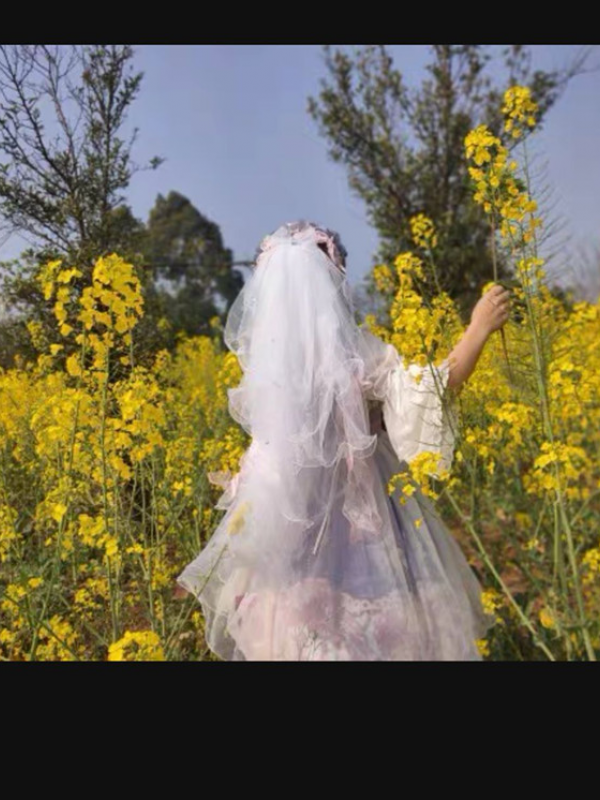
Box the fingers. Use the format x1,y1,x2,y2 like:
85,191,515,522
486,285,511,307
484,285,512,331
487,295,510,308
487,284,511,301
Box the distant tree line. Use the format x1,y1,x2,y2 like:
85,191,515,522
0,45,595,371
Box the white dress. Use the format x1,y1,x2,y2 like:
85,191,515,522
176,328,495,660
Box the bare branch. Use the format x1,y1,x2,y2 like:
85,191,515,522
0,44,160,263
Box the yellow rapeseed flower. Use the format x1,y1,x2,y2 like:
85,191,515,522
107,630,165,661
502,86,538,137
475,638,490,657
409,213,438,250
539,607,556,629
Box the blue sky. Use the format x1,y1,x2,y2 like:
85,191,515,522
1,45,598,296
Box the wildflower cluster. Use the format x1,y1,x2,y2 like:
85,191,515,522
409,213,438,250
464,87,545,270
501,85,538,138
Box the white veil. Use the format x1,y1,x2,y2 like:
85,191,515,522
219,220,383,580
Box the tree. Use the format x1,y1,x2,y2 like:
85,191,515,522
141,191,244,341
308,45,595,317
0,44,162,266
0,45,164,367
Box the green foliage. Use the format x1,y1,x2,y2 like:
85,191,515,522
307,45,591,318
141,191,244,342
0,45,161,268
0,45,159,366
0,47,242,368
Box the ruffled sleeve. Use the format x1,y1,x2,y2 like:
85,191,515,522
358,327,458,477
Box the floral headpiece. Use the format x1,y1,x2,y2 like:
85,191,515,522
255,220,347,274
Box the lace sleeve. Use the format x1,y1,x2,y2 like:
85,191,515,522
358,327,403,403
358,328,458,476
382,356,458,476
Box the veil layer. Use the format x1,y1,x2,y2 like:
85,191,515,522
218,221,383,580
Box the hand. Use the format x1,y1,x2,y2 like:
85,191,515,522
470,283,512,336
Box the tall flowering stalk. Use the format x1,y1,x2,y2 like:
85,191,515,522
463,89,541,384
460,86,596,659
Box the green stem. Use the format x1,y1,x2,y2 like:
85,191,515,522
99,347,118,642
489,206,515,385
444,486,555,661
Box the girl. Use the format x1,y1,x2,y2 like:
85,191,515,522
174,220,510,660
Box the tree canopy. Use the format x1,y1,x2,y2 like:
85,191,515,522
308,45,594,316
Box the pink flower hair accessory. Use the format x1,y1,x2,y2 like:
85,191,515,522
255,220,347,274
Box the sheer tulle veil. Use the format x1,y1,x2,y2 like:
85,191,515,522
219,220,384,580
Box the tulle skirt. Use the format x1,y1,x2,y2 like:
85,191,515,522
176,430,495,661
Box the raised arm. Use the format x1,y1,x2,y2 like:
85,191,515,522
356,283,511,477
446,284,512,393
